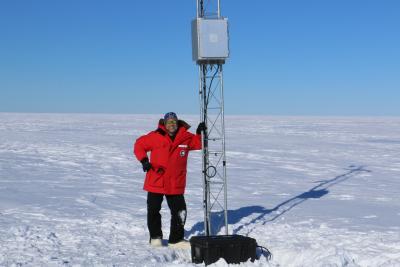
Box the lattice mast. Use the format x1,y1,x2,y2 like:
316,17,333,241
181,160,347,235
192,0,229,236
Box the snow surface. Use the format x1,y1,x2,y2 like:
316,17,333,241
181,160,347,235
0,113,399,266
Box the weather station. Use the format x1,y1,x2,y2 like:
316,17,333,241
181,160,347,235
188,0,271,265
193,0,229,238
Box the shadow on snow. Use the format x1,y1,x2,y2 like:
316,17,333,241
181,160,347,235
186,165,371,237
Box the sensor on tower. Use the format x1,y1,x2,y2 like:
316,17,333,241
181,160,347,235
192,18,229,63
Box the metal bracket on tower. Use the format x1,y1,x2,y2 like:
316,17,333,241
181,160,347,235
192,0,229,236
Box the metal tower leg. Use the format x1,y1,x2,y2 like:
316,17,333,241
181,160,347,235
199,63,228,236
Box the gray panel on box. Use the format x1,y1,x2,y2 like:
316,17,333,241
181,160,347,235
192,18,229,62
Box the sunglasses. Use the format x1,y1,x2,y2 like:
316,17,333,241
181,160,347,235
165,120,177,125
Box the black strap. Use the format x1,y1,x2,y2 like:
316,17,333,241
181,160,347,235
257,245,272,261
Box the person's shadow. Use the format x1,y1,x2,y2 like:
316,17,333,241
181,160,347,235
186,165,371,237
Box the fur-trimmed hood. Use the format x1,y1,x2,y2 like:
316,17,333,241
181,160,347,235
156,119,191,134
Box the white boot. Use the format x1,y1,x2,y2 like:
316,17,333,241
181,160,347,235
150,237,163,247
168,239,190,249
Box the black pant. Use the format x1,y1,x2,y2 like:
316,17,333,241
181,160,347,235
147,192,187,243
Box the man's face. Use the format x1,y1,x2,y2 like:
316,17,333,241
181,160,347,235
165,119,178,135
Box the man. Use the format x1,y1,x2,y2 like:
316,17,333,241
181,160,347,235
134,112,206,248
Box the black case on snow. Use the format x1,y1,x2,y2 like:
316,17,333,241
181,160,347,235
189,235,257,265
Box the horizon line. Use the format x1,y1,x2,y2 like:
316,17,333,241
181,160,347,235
0,111,399,118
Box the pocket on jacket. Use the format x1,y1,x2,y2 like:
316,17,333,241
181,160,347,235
146,170,164,188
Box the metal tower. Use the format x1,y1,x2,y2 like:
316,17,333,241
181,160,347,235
192,0,229,236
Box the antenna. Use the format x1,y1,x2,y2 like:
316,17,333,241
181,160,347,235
190,5,269,265
192,0,229,236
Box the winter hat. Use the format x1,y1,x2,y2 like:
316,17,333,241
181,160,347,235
164,112,178,121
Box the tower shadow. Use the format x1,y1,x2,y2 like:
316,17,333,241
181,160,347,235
186,165,371,237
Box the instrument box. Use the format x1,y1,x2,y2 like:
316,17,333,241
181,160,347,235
191,18,229,62
190,235,257,265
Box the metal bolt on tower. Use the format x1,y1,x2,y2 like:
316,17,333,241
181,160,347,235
192,0,229,236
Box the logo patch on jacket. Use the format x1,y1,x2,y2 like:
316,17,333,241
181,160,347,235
178,145,188,148
180,150,186,157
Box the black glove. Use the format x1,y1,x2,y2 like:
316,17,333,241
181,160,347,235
196,122,207,135
140,157,152,172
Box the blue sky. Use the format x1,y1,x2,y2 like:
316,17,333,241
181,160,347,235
0,0,399,115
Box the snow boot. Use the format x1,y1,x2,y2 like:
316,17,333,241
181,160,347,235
168,239,190,249
150,237,162,247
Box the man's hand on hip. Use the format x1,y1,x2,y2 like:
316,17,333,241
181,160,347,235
140,157,152,172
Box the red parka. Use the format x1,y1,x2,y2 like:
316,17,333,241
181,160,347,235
134,119,202,195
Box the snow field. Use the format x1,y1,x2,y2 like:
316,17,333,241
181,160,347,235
0,113,399,266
